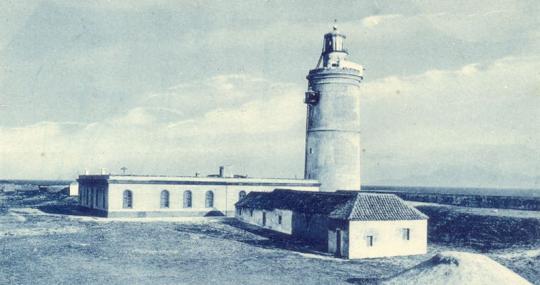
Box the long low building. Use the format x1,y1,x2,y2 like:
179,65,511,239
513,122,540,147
235,189,428,259
77,174,319,218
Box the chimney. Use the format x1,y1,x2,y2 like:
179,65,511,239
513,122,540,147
219,166,225,178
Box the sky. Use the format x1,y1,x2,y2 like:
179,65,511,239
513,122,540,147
0,0,539,189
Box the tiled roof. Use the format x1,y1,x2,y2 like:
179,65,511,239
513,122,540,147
330,193,429,221
236,189,428,221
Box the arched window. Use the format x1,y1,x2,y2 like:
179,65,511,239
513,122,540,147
239,191,247,201
123,190,133,209
160,190,170,208
183,190,192,208
205,191,214,208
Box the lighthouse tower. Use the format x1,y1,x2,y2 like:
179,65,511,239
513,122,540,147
304,25,364,192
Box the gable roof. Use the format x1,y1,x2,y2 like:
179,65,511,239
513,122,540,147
329,192,429,221
236,189,428,221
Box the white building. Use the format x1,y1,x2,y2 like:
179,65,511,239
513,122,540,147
236,190,428,259
78,174,319,218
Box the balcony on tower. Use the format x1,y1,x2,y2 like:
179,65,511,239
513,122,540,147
304,89,320,105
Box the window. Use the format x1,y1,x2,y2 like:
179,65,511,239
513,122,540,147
160,190,170,208
183,190,192,208
309,148,313,154
403,228,411,241
278,215,282,225
205,191,214,208
250,209,253,217
238,191,247,201
366,235,374,247
123,190,133,209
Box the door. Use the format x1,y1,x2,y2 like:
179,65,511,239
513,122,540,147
262,212,266,226
335,229,342,257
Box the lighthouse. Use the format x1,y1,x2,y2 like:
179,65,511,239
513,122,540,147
304,25,364,192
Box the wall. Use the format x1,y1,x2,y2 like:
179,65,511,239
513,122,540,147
106,183,232,217
348,220,427,259
327,219,349,257
305,69,363,192
291,212,330,245
236,208,331,249
236,208,293,234
69,182,79,196
104,182,317,217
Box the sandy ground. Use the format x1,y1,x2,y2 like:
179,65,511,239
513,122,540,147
1,190,538,284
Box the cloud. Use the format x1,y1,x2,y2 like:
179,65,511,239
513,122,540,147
361,14,402,28
0,74,307,179
416,1,539,43
357,2,539,43
360,55,540,188
2,55,539,188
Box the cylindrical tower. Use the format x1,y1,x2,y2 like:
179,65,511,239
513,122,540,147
304,26,364,192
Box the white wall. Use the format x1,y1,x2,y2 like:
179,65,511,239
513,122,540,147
105,183,318,216
78,175,319,217
108,183,224,213
304,73,363,192
69,182,79,196
236,208,293,235
347,220,427,259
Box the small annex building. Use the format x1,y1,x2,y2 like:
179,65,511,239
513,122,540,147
235,189,428,259
77,174,319,218
69,181,79,196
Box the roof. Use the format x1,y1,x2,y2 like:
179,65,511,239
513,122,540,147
236,189,428,221
235,189,355,216
330,192,429,221
77,175,320,187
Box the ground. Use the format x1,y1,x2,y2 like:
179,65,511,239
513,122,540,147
0,188,538,284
